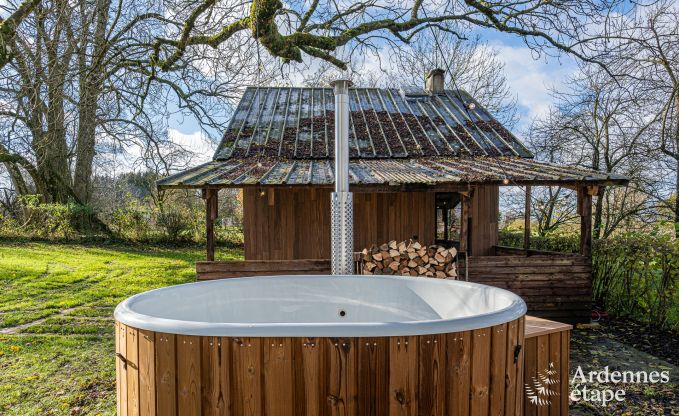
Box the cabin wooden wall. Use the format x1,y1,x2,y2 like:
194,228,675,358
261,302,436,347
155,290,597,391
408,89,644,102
353,192,436,251
470,185,499,256
243,188,436,260
243,188,331,260
242,185,499,260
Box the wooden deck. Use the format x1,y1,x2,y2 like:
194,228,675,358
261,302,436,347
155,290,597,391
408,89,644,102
196,259,331,280
468,253,592,324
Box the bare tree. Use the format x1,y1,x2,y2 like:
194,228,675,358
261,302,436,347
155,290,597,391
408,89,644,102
0,0,41,69
384,32,518,127
150,0,624,73
0,0,273,214
296,30,518,129
500,127,579,238
527,63,656,238
610,1,679,235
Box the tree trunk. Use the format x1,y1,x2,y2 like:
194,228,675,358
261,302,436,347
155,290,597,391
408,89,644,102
32,1,72,203
73,0,110,204
675,93,679,238
3,162,29,195
675,157,679,238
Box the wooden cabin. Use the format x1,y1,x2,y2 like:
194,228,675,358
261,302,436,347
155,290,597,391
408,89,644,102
158,77,627,324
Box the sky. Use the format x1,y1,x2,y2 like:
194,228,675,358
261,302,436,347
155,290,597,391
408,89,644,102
166,30,579,166
0,0,580,177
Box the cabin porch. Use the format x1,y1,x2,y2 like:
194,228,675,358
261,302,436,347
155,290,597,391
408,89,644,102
195,183,597,324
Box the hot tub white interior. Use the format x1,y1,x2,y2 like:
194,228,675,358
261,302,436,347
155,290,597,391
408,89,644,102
114,275,526,337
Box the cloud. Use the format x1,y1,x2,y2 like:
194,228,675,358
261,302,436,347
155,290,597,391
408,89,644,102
167,128,216,165
93,129,216,177
491,43,577,126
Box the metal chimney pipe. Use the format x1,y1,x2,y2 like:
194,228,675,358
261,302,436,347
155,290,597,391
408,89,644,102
330,79,354,275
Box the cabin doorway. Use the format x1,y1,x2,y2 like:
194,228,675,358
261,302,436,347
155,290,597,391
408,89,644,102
435,192,461,248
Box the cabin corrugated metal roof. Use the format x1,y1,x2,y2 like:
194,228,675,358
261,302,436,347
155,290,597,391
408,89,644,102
157,156,628,188
213,87,534,160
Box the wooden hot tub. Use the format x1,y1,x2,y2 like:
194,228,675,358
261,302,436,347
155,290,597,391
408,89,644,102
114,275,527,415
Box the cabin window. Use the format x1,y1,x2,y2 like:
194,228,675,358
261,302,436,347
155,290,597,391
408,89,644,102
435,193,461,248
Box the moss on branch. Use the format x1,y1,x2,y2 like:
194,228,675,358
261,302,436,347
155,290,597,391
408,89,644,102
151,0,599,72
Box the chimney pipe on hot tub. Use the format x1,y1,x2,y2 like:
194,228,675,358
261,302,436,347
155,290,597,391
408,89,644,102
330,79,354,275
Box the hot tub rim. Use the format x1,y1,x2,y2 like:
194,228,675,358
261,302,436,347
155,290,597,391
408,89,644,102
114,275,527,337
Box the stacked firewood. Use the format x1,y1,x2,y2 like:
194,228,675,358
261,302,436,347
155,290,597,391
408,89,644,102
360,240,457,278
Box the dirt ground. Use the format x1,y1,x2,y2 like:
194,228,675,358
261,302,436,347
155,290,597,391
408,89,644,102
569,320,679,415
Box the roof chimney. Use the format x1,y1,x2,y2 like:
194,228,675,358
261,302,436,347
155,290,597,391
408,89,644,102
425,69,445,94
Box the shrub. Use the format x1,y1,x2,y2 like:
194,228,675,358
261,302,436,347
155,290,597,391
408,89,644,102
498,230,580,253
108,197,152,241
500,228,679,330
0,195,84,239
157,207,191,241
217,225,245,247
593,232,679,330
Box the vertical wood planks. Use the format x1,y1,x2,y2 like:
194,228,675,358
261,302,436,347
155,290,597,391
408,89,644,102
297,337,325,416
548,333,562,416
388,336,418,416
470,185,500,256
503,319,519,415
327,338,357,416
447,331,471,416
232,338,262,416
523,320,571,416
418,334,445,416
536,335,549,416
177,335,201,416
470,327,491,415
357,337,389,416
126,327,140,416
560,331,570,416
489,323,507,416
116,322,128,416
155,333,177,416
243,188,437,261
117,318,535,416
263,338,294,416
515,317,526,416
523,337,538,416
201,336,231,416
138,330,156,416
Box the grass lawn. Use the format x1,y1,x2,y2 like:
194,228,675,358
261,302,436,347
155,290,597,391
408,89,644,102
0,242,242,415
2,241,677,415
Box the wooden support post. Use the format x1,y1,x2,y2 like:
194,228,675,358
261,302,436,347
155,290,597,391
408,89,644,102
203,188,219,261
524,185,531,253
577,186,592,257
460,193,470,253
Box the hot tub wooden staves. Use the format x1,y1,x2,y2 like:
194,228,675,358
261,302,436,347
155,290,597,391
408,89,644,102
115,317,525,416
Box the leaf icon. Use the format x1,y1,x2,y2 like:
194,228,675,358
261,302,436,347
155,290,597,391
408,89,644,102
525,363,561,407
